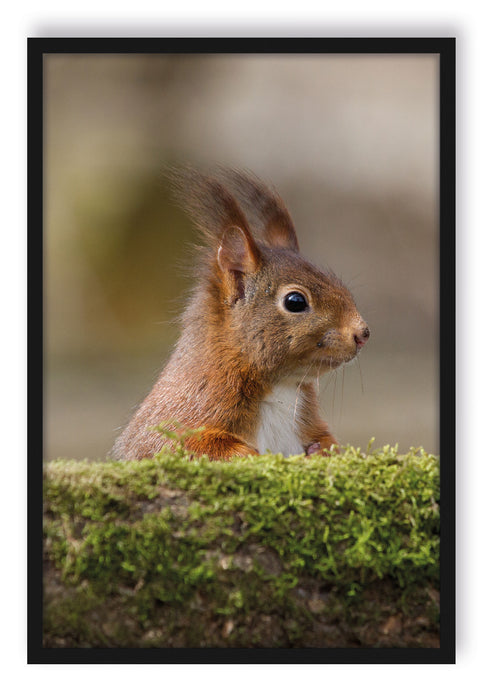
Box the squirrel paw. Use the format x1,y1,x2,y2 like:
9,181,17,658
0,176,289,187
306,441,321,456
305,437,339,456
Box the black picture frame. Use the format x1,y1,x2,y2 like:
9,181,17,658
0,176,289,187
28,36,455,664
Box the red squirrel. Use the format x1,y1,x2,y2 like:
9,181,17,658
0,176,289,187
112,168,370,461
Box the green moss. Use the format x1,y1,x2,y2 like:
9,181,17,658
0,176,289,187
43,444,440,648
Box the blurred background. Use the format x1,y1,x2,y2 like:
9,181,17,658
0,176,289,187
43,53,439,459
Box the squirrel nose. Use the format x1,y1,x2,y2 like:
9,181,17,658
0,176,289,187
354,325,370,348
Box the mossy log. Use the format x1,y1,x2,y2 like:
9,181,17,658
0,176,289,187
43,444,440,648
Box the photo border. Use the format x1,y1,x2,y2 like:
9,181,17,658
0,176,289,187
28,36,455,664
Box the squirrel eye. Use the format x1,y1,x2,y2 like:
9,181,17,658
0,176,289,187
284,291,308,312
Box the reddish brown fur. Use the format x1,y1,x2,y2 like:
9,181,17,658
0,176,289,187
297,383,339,451
112,169,369,461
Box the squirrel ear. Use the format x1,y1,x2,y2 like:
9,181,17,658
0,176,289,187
264,218,300,252
217,226,261,274
217,169,300,252
217,226,261,303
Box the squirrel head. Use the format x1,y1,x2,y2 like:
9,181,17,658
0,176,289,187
170,167,369,381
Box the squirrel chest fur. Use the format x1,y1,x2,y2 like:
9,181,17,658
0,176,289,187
112,168,370,461
256,378,306,457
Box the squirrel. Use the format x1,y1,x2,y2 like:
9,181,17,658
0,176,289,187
111,167,370,461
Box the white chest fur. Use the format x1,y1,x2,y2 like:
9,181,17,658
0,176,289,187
256,379,305,457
